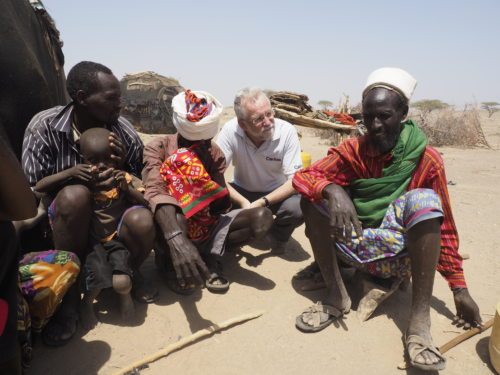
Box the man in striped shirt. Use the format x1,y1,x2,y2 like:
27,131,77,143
21,61,155,345
292,68,481,371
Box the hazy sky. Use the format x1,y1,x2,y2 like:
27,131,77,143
42,0,500,108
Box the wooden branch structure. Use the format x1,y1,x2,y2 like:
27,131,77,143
269,91,359,138
274,108,356,131
113,310,265,375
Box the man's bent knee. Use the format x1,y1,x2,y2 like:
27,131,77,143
250,207,273,237
278,195,303,222
300,197,329,238
122,208,155,238
54,185,92,216
112,273,132,294
300,197,323,221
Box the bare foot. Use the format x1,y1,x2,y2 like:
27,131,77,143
120,293,135,324
80,302,99,331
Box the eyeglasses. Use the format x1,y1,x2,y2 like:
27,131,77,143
249,109,275,126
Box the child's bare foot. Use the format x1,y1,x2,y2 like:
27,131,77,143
113,273,135,324
80,289,100,331
120,293,135,324
80,302,99,331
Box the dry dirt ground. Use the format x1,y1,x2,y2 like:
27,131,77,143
28,111,499,375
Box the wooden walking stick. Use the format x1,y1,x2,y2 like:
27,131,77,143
113,310,265,375
439,318,494,353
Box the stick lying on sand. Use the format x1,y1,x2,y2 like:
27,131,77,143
398,317,494,370
113,310,265,375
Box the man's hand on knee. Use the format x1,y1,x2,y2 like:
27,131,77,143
167,233,210,285
452,288,482,329
323,184,362,245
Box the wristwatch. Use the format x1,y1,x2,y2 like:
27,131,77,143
262,196,270,207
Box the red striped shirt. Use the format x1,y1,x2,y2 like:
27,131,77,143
293,136,466,289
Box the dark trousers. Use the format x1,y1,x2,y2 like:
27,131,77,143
230,183,303,242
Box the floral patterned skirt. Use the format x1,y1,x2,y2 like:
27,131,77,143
317,188,443,279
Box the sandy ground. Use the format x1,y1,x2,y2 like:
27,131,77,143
28,111,499,375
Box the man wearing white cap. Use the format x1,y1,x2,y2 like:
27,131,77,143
216,88,304,254
292,68,481,371
143,90,273,294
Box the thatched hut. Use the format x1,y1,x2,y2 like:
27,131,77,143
120,71,184,133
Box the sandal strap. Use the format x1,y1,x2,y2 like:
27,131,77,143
302,302,343,327
406,334,445,360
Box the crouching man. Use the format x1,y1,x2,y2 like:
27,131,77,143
293,68,482,372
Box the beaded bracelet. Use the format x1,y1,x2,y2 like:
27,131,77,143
166,230,183,242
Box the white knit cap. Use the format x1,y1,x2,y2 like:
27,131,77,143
172,90,223,141
363,67,417,101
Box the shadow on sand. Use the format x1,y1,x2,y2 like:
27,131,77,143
291,271,460,349
234,235,310,268
149,236,310,332
476,336,496,373
29,335,111,375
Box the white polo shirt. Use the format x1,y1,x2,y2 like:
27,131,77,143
216,117,302,192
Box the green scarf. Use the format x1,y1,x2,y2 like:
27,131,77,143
350,120,427,227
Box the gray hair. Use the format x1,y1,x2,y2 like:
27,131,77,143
233,87,270,121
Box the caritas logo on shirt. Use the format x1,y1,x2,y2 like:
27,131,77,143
265,156,282,162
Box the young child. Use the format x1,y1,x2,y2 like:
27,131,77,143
35,127,148,329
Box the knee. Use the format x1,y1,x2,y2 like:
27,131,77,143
300,198,327,236
277,196,303,221
55,185,92,216
287,204,304,223
112,273,132,294
406,188,440,202
250,207,273,238
404,189,443,224
122,208,155,239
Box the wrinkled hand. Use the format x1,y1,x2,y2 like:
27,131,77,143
453,288,482,329
109,132,125,167
64,164,93,182
323,184,362,246
167,233,210,286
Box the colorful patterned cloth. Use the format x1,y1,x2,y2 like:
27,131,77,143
316,189,443,279
17,250,80,333
184,89,213,122
160,146,228,221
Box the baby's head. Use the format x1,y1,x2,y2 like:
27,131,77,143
80,128,115,171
